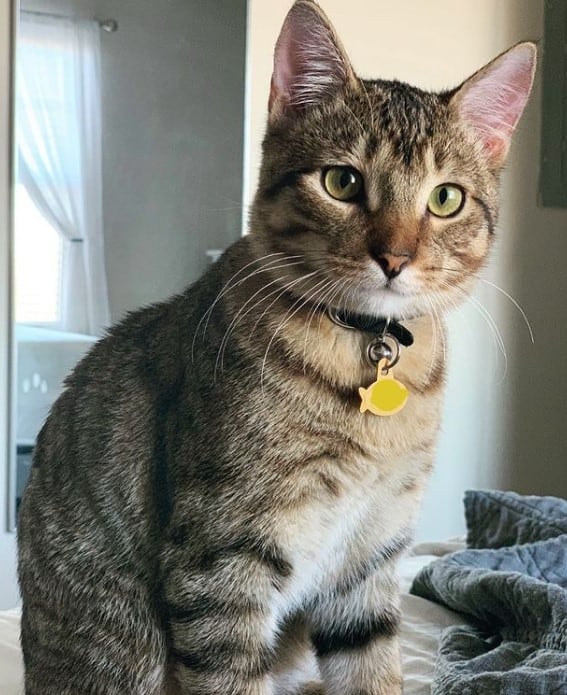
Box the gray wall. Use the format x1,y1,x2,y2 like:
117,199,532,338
22,0,247,322
100,0,246,321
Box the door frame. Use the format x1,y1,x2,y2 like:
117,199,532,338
0,0,19,608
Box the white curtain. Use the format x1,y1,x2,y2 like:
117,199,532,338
16,12,110,336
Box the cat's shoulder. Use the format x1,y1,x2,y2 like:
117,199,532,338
60,237,248,400
64,288,194,400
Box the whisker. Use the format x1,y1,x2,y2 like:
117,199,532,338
314,277,352,348
203,257,306,334
468,294,509,382
315,276,349,341
477,278,535,344
429,266,535,344
247,268,327,345
260,276,332,391
439,278,508,381
434,303,447,365
214,269,320,379
193,254,306,361
344,276,367,317
425,296,440,381
192,252,287,360
302,277,346,373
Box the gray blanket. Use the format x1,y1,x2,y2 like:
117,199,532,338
410,490,567,694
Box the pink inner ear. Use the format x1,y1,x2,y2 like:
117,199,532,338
458,44,536,162
270,20,297,106
269,2,350,115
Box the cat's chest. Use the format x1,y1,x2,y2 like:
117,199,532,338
274,445,428,612
254,316,443,608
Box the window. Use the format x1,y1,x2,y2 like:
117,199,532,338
15,13,109,336
14,183,64,325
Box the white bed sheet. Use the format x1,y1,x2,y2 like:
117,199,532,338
0,539,468,694
399,539,469,694
0,608,21,694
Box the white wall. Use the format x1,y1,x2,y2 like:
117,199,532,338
245,0,567,540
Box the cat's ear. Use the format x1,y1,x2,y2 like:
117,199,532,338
269,0,357,121
451,42,537,167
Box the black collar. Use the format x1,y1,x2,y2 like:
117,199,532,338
328,308,414,347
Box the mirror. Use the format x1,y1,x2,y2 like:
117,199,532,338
9,0,247,527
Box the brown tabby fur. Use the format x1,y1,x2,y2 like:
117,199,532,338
18,2,535,694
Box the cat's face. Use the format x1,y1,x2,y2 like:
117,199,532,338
251,0,535,321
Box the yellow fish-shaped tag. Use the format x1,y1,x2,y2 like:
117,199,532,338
359,358,409,416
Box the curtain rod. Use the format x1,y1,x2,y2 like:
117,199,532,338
20,9,119,33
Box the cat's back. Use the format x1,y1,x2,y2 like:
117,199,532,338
15,269,228,695
17,260,226,578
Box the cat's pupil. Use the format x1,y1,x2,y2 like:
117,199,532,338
340,170,353,189
438,187,448,205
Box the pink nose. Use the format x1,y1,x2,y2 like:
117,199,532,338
375,252,411,279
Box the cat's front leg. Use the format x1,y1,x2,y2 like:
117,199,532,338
309,566,403,695
162,536,288,695
271,613,324,695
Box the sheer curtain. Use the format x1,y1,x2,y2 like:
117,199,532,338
16,12,110,336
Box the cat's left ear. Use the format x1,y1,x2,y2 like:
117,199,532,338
451,42,537,167
269,0,358,122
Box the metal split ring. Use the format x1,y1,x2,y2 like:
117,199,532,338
327,307,402,370
366,335,401,370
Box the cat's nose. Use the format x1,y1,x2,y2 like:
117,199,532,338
375,251,411,279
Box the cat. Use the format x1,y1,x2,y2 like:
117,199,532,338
17,1,536,694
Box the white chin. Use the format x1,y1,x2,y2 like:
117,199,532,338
348,288,426,320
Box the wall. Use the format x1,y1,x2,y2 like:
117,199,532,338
245,0,567,540
22,0,247,322
99,0,247,321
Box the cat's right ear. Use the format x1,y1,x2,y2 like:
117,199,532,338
269,0,357,122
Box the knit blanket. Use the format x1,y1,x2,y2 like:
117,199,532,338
411,490,567,694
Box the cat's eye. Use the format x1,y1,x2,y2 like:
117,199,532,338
323,166,363,202
427,184,464,218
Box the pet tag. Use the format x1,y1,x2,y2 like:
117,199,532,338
359,358,409,416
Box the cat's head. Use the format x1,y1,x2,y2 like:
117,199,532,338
250,0,536,321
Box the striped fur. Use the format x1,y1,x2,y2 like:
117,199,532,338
18,2,535,694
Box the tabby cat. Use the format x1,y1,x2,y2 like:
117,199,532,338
18,1,536,693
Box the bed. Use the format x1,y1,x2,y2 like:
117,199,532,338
6,490,567,692
0,539,468,694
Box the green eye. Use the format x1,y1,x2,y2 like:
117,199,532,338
427,184,464,218
323,166,363,201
